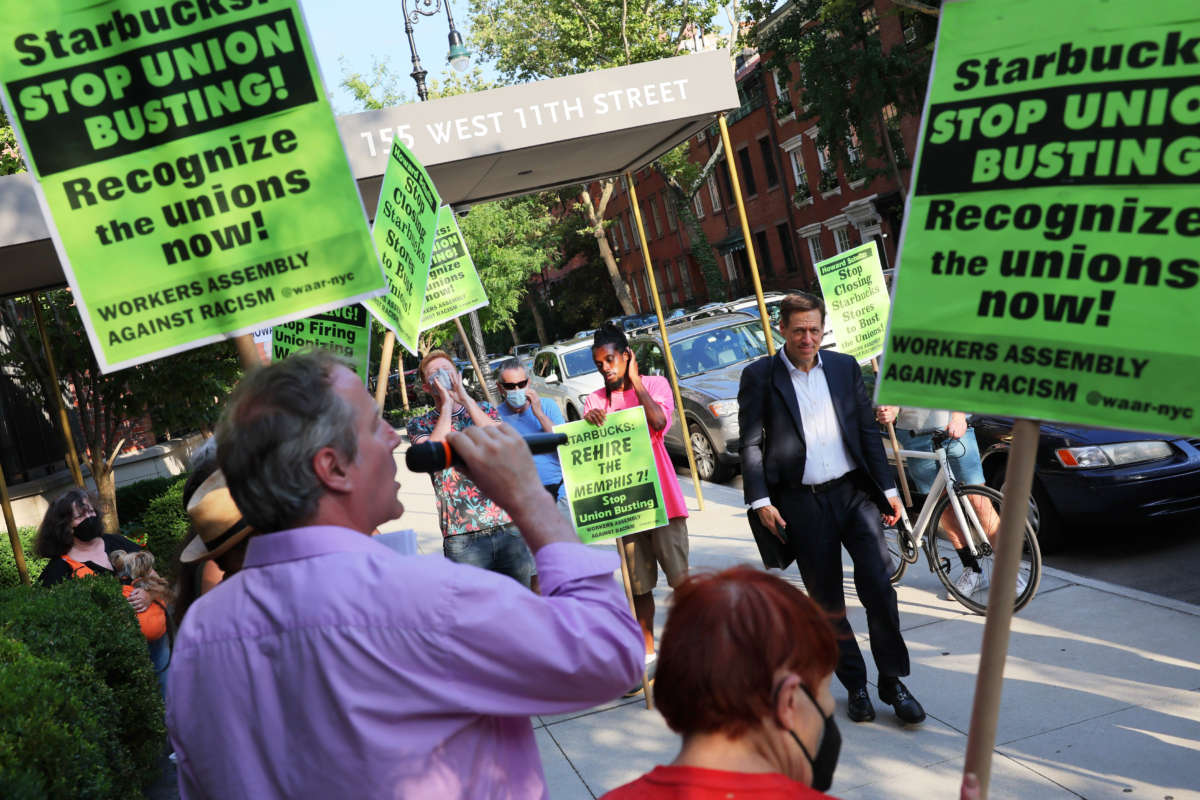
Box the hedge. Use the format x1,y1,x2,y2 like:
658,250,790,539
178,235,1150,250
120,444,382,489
115,475,184,529
0,578,164,796
126,478,190,581
0,527,46,589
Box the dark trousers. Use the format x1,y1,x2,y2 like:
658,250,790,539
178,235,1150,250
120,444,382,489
776,479,910,692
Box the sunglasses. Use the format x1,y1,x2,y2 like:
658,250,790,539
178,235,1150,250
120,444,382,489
498,378,529,390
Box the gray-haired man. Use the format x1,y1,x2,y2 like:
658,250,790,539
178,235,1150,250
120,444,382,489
493,357,569,515
166,350,643,799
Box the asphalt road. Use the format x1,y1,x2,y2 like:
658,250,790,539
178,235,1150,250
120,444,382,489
719,471,1200,607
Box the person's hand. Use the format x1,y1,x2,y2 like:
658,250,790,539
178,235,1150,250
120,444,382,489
448,423,545,514
526,385,541,409
755,505,787,542
946,412,967,439
625,348,642,384
127,587,150,613
960,772,981,800
883,496,903,527
449,369,471,406
432,374,454,411
584,407,607,426
876,405,899,425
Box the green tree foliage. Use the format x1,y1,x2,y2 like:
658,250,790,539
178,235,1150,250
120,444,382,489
467,0,724,314
1,108,24,175
0,292,240,533
747,0,937,192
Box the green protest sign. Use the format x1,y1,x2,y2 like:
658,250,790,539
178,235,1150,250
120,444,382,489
270,305,371,383
556,407,667,544
0,0,385,373
878,0,1200,436
813,241,889,364
418,206,489,331
364,138,439,355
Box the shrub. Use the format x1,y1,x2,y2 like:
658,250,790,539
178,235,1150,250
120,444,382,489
0,579,164,793
0,637,116,799
386,405,433,428
138,480,190,580
115,475,184,528
0,527,47,589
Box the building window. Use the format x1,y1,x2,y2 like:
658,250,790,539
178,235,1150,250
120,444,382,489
693,192,705,218
737,147,758,197
723,252,737,282
619,216,631,251
649,198,664,238
834,227,854,253
664,194,678,231
758,138,780,188
754,230,773,277
846,129,862,164
660,261,676,304
788,149,809,190
772,69,790,104
643,272,654,308
677,256,693,299
777,223,798,273
707,173,722,211
805,234,824,266
718,164,735,207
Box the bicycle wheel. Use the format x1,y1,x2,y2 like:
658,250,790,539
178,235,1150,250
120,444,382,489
883,525,908,583
922,485,1042,615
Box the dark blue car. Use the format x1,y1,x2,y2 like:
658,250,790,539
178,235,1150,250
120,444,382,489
972,416,1200,551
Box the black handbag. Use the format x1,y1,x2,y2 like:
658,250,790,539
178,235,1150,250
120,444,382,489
746,508,794,571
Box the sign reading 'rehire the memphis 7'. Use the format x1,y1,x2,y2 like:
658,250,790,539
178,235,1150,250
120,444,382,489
0,0,385,372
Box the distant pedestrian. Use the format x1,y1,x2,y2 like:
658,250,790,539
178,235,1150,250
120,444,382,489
585,323,689,681
494,357,570,518
407,350,536,587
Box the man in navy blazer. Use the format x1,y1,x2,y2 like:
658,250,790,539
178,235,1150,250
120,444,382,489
738,292,924,725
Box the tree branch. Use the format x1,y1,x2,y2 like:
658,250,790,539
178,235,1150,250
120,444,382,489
891,0,940,17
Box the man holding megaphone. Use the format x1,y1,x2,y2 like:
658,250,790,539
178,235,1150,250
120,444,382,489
406,350,537,587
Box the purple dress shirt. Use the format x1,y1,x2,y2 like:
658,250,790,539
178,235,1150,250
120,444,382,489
167,526,643,799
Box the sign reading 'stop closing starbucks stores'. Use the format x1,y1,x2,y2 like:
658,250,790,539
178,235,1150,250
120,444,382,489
0,0,385,371
877,0,1200,436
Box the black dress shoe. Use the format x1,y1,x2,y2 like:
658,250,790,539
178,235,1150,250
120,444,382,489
878,679,926,724
847,686,876,722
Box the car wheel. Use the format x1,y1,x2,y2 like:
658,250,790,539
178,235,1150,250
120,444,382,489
566,404,580,421
985,460,1067,554
688,424,732,483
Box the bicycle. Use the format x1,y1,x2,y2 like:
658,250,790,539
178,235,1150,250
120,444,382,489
884,431,1042,614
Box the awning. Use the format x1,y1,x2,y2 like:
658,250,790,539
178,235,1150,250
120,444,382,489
0,50,738,299
713,229,746,254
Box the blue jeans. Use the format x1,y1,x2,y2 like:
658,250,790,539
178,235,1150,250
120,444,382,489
893,426,986,494
443,524,535,588
148,634,170,700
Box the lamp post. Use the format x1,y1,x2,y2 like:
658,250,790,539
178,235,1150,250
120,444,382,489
400,0,470,102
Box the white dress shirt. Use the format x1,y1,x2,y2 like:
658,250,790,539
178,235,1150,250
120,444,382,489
751,350,896,509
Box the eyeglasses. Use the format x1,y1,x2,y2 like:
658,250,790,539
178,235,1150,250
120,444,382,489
498,378,529,390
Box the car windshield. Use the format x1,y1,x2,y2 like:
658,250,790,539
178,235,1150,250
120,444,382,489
669,321,781,378
562,347,598,378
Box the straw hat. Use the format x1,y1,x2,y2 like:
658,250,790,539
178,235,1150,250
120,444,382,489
180,470,254,563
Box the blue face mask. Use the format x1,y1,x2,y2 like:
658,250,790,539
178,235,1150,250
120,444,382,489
505,388,527,409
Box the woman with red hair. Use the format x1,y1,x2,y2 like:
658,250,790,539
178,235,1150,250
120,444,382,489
602,565,843,798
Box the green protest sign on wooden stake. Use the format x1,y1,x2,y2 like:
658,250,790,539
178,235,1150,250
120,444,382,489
0,0,386,372
813,241,890,365
270,305,372,383
556,408,667,544
877,0,1200,437
419,206,489,331
364,138,440,355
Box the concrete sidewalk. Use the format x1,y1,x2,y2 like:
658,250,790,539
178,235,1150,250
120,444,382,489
391,454,1200,800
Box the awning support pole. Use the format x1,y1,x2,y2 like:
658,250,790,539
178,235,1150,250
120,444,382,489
717,114,776,356
30,294,85,488
625,171,705,511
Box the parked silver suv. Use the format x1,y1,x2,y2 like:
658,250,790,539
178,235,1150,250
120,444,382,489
528,339,605,421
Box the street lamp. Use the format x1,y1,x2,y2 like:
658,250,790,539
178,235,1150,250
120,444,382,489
400,0,470,102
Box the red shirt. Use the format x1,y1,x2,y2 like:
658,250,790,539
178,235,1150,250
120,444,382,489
601,765,840,799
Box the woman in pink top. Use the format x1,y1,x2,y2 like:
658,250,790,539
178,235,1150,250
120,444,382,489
584,323,689,685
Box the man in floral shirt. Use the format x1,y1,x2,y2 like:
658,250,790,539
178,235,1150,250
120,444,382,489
407,351,536,587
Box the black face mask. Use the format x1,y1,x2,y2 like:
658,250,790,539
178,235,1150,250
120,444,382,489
73,515,102,542
789,684,841,792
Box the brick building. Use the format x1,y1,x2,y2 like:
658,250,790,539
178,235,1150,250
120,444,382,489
593,0,925,312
